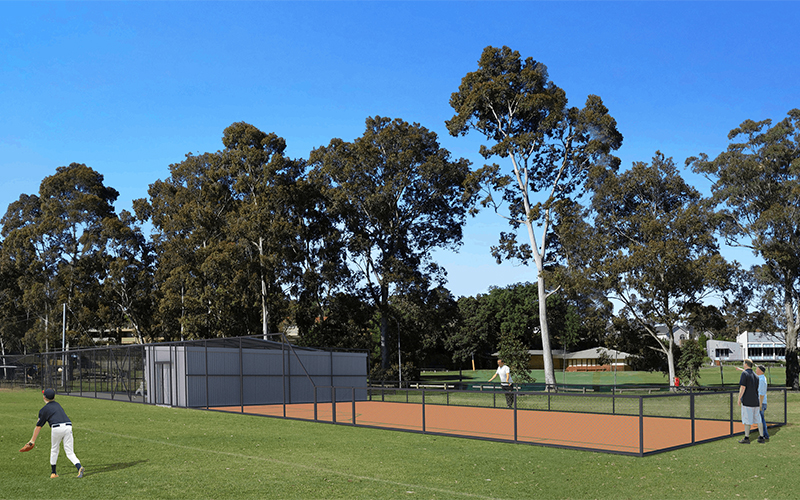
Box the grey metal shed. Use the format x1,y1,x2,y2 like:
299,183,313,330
144,337,368,408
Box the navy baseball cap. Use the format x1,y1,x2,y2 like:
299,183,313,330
43,388,56,399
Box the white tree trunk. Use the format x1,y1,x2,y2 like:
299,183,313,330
259,237,269,339
537,273,557,389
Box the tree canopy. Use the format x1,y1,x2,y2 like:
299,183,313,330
137,122,308,340
569,152,734,386
1,164,121,350
689,109,800,389
446,45,622,388
309,116,477,369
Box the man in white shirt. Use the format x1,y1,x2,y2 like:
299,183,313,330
756,364,769,441
488,358,514,408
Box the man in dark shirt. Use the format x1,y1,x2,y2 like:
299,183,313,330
27,388,85,478
737,359,765,444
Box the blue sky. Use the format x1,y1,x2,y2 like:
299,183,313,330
2,1,798,298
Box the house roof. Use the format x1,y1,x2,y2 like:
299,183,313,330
654,325,716,340
493,347,631,360
737,330,784,344
492,350,568,358
561,347,631,360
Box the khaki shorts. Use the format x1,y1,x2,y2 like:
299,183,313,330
741,405,760,426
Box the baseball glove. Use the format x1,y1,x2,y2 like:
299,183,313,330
19,441,35,452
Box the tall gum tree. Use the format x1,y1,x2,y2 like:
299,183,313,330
101,209,155,344
581,152,734,388
139,151,239,339
309,116,478,370
688,110,800,389
223,122,306,339
1,194,51,349
1,164,119,349
446,46,622,389
138,123,304,339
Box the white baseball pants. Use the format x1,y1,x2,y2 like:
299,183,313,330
50,425,81,466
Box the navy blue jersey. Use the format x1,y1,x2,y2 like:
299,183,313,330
739,369,760,407
36,401,71,427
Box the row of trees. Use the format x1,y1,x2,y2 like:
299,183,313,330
1,46,797,388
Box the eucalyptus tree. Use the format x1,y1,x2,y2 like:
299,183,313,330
1,164,119,349
0,239,28,366
446,45,623,388
579,153,734,387
294,292,374,351
290,174,354,343
449,294,497,370
1,194,49,349
688,109,800,389
390,286,460,375
309,116,477,369
101,210,156,344
139,123,307,339
485,283,541,382
223,122,309,338
139,150,240,339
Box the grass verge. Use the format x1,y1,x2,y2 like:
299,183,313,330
423,365,786,387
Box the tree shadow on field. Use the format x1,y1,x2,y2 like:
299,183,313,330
84,459,149,476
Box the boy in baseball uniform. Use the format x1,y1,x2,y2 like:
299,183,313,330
27,388,85,478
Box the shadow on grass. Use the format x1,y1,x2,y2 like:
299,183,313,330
766,425,784,438
83,459,149,476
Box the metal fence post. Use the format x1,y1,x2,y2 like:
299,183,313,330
730,391,734,435
93,350,97,398
639,396,644,457
422,388,426,434
239,338,244,414
204,339,209,409
690,392,695,444
784,388,788,425
513,392,518,443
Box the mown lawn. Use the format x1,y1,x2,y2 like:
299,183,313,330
2,388,797,500
423,365,786,388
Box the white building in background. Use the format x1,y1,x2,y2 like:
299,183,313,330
704,330,795,365
705,339,743,365
736,330,788,363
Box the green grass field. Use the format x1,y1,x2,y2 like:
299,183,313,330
2,388,798,500
422,365,787,388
